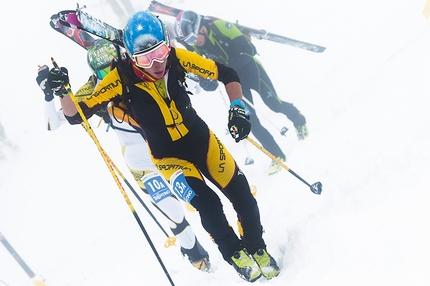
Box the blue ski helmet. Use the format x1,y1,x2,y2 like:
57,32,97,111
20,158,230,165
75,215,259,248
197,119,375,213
87,39,118,80
123,11,170,57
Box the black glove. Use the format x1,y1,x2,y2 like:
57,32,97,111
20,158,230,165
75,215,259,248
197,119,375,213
199,77,219,92
36,65,54,102
228,106,251,143
47,67,69,97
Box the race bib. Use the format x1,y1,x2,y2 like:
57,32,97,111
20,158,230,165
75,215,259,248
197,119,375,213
142,172,172,203
170,170,195,203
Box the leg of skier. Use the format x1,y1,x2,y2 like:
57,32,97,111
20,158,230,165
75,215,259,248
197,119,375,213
241,59,308,141
123,143,210,272
152,129,280,282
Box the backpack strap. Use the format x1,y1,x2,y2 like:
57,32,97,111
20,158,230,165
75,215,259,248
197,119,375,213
112,46,135,98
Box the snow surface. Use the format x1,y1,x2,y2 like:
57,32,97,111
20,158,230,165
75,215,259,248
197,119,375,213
1,0,430,285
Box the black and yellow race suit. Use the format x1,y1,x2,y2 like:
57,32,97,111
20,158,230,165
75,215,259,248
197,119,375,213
66,47,266,261
183,18,307,159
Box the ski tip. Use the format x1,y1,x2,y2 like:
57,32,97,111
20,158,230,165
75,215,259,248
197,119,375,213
308,46,326,53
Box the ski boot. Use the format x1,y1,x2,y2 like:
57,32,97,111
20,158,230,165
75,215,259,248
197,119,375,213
181,238,210,272
295,124,308,141
229,249,261,282
252,248,280,279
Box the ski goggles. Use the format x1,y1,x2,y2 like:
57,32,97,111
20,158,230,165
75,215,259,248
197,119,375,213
95,66,111,80
134,42,171,69
182,33,198,46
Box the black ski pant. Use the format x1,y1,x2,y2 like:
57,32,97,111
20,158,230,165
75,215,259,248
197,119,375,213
151,118,266,261
237,57,307,157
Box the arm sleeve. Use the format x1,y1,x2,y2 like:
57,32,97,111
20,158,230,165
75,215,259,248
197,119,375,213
64,71,122,125
215,62,240,86
63,101,95,125
176,47,240,85
78,68,123,109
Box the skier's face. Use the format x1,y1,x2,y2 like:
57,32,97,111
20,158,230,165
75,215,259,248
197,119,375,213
143,60,168,80
195,27,207,46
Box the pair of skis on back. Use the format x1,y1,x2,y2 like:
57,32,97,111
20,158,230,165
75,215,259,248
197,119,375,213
51,1,326,52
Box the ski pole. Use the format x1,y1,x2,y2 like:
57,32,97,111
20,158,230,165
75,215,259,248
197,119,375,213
51,58,175,286
246,136,322,194
240,96,289,136
0,231,47,286
108,161,177,248
81,124,176,247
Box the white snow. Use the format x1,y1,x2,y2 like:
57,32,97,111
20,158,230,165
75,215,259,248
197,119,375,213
1,0,430,285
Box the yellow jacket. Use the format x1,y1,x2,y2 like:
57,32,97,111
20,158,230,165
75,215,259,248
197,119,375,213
68,47,240,156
